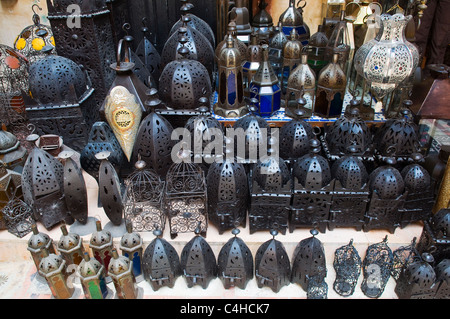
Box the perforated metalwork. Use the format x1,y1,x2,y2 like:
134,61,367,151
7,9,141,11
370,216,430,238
332,153,369,190
391,238,418,281
369,164,405,199
333,240,361,297
435,259,450,299
2,198,33,238
279,117,313,160
253,156,291,192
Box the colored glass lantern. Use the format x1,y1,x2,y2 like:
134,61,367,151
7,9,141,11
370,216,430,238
27,223,55,272
249,44,281,118
57,224,85,266
78,252,109,299
305,25,329,75
89,220,114,272
108,248,138,299
278,0,310,45
242,33,262,96
120,221,143,277
285,52,316,112
251,0,274,43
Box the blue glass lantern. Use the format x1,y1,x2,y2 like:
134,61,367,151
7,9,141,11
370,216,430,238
278,0,310,45
249,45,281,118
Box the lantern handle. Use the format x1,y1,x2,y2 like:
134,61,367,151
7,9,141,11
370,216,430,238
115,38,131,67
32,4,42,25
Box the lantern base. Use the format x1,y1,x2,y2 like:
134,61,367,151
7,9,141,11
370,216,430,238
213,103,249,118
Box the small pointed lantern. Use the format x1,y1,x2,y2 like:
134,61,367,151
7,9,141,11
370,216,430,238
218,228,253,289
108,248,138,299
242,33,263,96
38,248,74,299
281,28,303,96
142,228,182,291
278,0,310,44
120,221,143,277
269,22,288,82
215,21,248,65
136,18,162,83
180,226,217,289
305,25,329,75
27,223,55,272
57,224,85,266
254,230,291,293
251,0,274,43
78,252,109,299
333,239,361,297
89,220,114,272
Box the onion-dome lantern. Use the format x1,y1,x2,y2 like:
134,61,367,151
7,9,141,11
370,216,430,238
38,248,74,299
57,224,85,266
142,228,182,291
217,228,253,289
285,53,316,113
216,21,248,64
89,220,114,271
278,0,310,44
369,158,405,200
332,147,369,190
434,258,450,299
251,0,274,43
78,252,109,299
281,28,303,96
254,230,291,293
279,108,314,161
305,25,329,75
27,223,55,272
333,239,361,297
159,31,212,111
108,248,139,299
180,226,217,289
402,154,431,194
120,221,143,277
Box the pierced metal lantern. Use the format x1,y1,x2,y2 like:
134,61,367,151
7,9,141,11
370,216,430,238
14,4,56,63
391,237,418,281
120,221,143,277
278,0,310,44
206,156,248,234
2,198,34,239
279,108,313,161
27,223,56,272
249,44,281,118
135,19,161,85
24,49,92,151
0,129,27,172
216,21,248,65
60,151,88,225
108,248,138,299
268,22,288,83
180,227,217,289
281,29,303,96
249,150,291,235
142,228,182,291
290,139,334,233
242,33,262,96
324,10,351,73
364,157,406,233
254,230,291,293
57,224,85,267
285,53,316,113
217,228,253,289
333,239,361,297
38,248,75,299
0,161,23,229
434,259,450,299
251,0,274,44
21,134,71,230
361,236,394,298
214,37,247,118
96,151,124,226
314,52,346,118
291,229,327,298
159,33,212,111
164,150,208,239
123,158,166,233
305,25,329,75
230,0,252,41
78,252,109,299
80,121,126,181
89,220,114,272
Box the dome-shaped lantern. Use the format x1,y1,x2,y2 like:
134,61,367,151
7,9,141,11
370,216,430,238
305,25,329,75
278,0,310,44
217,228,253,289
434,259,450,299
120,221,143,277
216,21,248,65
291,229,328,299
142,228,182,291
333,239,361,297
78,252,109,299
280,28,303,96
279,108,314,161
89,220,114,272
38,248,74,299
0,129,27,171
180,226,217,289
254,230,291,293
108,248,139,299
57,224,85,266
251,0,274,43
159,31,213,111
21,134,71,230
27,223,55,272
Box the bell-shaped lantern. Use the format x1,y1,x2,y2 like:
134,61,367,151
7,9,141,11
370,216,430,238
251,0,274,43
279,108,314,161
281,29,303,96
216,21,248,64
242,33,263,96
305,25,329,75
278,0,310,44
268,22,288,83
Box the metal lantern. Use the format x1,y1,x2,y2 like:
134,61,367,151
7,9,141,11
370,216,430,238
142,228,182,291
281,29,303,96
279,108,314,161
333,239,361,297
60,151,88,225
206,156,249,234
314,52,347,118
324,10,351,74
108,248,138,299
27,223,56,272
89,220,114,272
391,237,418,281
2,198,34,239
249,44,281,118
214,37,247,118
249,150,291,235
159,32,212,111
217,228,253,289
0,129,27,171
78,252,109,299
24,48,92,151
305,25,329,75
434,259,450,299
14,4,56,63
251,0,274,44
254,230,291,293
120,221,143,277
135,18,161,83
216,21,248,65
164,149,208,239
123,158,166,233
364,157,406,233
242,33,262,96
38,248,75,299
230,0,252,42
290,138,334,233
278,0,310,45
21,134,71,230
361,236,394,298
0,161,23,229
268,22,288,83
142,229,182,291
57,224,85,266
180,226,217,289
291,229,327,298
96,151,124,226
80,121,126,181
329,147,370,231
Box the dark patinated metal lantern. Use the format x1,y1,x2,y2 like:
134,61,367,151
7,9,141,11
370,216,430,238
57,224,85,266
142,228,182,291
2,198,34,239
108,248,138,299
254,230,291,293
164,149,208,239
242,33,262,96
39,248,75,299
123,158,165,233
281,29,303,96
290,138,334,233
329,146,369,231
305,25,329,75
324,10,351,73
120,221,143,277
136,18,162,83
230,0,252,42
216,21,248,65
0,160,24,232
361,236,394,298
279,108,314,161
78,252,109,299
27,223,55,272
21,134,71,230
285,53,316,113
217,228,253,289
391,237,418,281
333,239,361,297
180,226,217,289
251,0,274,44
434,259,450,299
0,129,27,172
268,22,288,83
278,0,310,45
291,229,328,299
